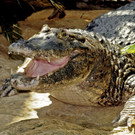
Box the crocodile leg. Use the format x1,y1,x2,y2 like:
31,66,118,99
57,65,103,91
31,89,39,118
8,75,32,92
113,74,135,127
0,78,17,97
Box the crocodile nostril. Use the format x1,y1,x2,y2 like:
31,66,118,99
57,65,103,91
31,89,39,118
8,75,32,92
11,79,17,86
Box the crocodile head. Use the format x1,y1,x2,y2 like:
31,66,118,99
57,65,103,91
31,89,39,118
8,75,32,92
9,25,111,105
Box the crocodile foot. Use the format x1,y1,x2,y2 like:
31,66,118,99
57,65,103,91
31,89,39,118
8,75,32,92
113,113,134,126
128,115,135,133
113,113,135,133
0,78,18,97
112,95,135,132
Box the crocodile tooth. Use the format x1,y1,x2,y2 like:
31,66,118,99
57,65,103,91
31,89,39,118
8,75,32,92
48,72,53,76
36,74,40,80
30,79,35,84
47,57,50,63
17,58,32,73
21,58,32,68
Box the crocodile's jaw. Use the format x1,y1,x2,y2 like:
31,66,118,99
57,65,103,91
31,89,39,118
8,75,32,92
8,26,94,91
10,52,93,91
10,55,70,90
9,25,113,105
10,52,111,106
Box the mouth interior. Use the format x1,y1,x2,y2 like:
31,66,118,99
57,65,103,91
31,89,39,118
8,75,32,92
21,56,69,78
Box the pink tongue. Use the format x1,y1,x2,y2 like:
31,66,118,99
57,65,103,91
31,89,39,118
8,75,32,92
25,56,69,77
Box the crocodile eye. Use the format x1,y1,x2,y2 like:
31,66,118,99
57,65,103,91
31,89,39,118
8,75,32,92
78,37,85,43
46,36,50,39
69,34,85,43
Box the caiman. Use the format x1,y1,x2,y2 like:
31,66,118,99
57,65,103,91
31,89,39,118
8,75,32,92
1,1,135,128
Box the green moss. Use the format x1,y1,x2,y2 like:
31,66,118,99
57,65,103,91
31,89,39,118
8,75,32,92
121,44,135,54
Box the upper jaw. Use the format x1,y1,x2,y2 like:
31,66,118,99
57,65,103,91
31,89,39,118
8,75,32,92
8,39,84,60
8,39,68,60
8,26,89,61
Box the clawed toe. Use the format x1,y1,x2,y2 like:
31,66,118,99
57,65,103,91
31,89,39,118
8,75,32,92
113,113,135,133
112,114,128,127
0,78,18,97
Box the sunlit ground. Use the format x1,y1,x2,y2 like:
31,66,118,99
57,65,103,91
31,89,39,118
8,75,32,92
10,92,52,124
4,92,134,134
111,126,135,135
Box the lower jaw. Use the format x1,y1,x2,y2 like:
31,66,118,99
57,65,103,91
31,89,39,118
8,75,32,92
23,56,69,78
10,73,40,90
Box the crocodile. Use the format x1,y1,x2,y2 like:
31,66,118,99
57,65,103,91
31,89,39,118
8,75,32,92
0,24,135,128
1,1,135,128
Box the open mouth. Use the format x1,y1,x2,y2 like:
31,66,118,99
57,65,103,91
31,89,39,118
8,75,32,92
11,50,80,90
17,56,69,78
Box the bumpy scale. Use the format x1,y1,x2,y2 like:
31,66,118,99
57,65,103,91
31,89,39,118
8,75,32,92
1,25,135,128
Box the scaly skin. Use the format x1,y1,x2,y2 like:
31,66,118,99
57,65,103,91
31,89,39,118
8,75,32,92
86,1,135,127
86,1,135,47
1,25,135,127
7,25,113,106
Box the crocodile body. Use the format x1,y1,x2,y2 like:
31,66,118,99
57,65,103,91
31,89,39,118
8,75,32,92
4,24,135,127
86,1,135,47
1,2,135,127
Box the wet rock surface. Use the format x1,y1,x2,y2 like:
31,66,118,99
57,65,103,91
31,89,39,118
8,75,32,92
0,92,124,135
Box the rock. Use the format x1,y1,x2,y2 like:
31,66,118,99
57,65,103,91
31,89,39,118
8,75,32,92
0,92,128,135
0,118,109,135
